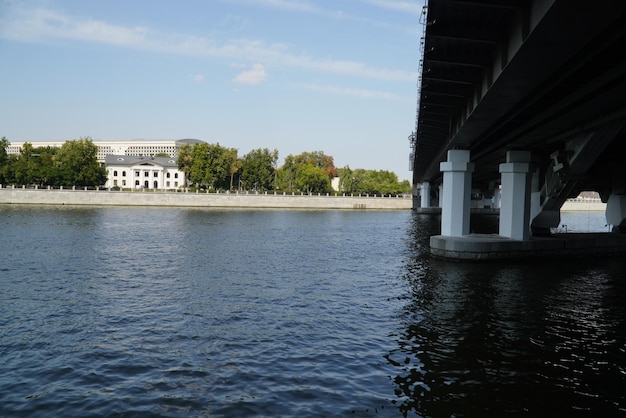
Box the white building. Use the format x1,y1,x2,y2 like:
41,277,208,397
104,155,185,190
6,138,205,162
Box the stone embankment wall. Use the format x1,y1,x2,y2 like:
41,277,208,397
0,187,412,210
561,199,606,211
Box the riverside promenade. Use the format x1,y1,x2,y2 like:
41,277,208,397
0,186,412,210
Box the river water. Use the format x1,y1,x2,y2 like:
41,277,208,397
1,206,624,417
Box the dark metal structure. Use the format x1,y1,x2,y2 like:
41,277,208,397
411,0,626,202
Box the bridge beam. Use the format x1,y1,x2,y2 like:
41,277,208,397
440,150,474,236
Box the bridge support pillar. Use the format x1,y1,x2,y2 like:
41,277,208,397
492,186,501,209
499,151,532,240
440,150,474,236
411,183,420,209
437,184,443,208
420,182,431,208
606,194,626,232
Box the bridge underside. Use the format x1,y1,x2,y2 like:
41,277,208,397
412,0,626,236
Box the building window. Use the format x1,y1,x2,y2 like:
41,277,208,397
144,180,149,188
153,172,158,178
166,172,171,178
166,181,170,187
113,180,118,186
174,181,178,187
174,173,179,178
135,171,140,177
113,170,118,176
122,171,126,177
122,180,126,186
144,172,149,177
135,180,140,186
153,181,158,188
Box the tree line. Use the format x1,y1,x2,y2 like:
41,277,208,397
178,143,411,195
0,137,411,194
0,137,106,187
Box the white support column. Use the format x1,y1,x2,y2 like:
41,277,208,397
440,150,474,237
420,181,431,208
606,194,626,231
499,151,532,240
492,186,501,209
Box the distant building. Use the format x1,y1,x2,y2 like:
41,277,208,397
6,138,205,162
104,155,186,190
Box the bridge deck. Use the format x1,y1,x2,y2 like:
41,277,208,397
413,0,626,191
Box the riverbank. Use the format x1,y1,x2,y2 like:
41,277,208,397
561,198,606,211
0,187,412,210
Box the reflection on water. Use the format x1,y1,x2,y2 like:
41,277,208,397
392,213,626,417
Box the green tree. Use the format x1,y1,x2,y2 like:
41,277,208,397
227,148,242,190
277,151,337,192
293,150,337,178
0,137,9,184
1,155,18,185
295,163,331,194
189,143,210,187
338,168,410,195
208,143,233,190
338,166,354,193
12,142,38,185
276,154,297,192
0,137,8,165
32,145,60,186
188,142,234,189
241,148,278,191
177,143,193,185
55,138,107,187
397,179,411,194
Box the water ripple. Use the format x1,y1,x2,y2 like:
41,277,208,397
1,207,407,417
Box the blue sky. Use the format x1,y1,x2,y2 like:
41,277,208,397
0,0,422,180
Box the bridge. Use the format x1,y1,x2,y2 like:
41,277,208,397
410,0,626,259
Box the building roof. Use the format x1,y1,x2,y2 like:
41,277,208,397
104,155,179,168
175,138,205,146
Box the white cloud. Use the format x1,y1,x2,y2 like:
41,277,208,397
0,7,416,82
244,0,316,13
359,0,423,15
1,8,151,47
233,64,267,85
294,57,415,82
301,84,412,102
225,0,420,34
193,74,205,84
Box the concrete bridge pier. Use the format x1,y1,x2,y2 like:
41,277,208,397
412,183,420,209
420,181,431,208
492,186,501,209
606,194,626,232
499,151,532,240
440,150,474,236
